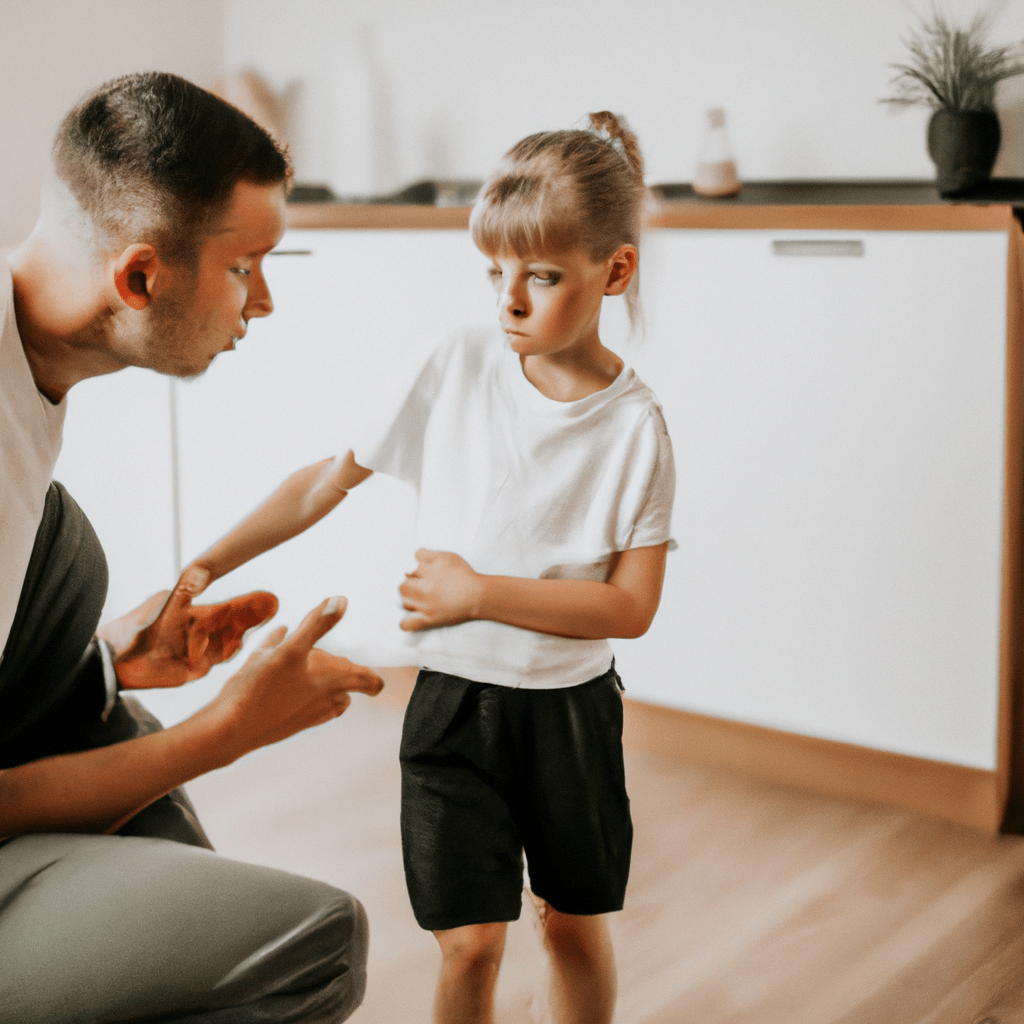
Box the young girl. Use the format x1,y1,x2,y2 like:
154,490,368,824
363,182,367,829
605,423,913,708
188,111,674,1024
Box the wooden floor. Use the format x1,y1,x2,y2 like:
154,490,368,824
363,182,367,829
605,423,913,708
185,676,1024,1024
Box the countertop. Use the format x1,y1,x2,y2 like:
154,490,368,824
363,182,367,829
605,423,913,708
285,178,1024,232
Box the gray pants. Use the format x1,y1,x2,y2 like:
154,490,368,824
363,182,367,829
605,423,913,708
0,702,368,1023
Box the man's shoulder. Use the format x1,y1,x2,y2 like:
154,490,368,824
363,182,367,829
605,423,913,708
0,258,24,380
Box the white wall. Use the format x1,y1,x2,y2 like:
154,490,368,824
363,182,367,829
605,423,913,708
7,0,1024,246
0,0,225,247
224,0,1024,196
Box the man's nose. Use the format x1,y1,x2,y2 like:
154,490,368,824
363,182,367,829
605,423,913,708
244,270,274,319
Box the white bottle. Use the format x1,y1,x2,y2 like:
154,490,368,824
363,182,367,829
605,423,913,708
693,107,742,197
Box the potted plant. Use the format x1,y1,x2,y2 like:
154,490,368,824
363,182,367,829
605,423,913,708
882,8,1024,196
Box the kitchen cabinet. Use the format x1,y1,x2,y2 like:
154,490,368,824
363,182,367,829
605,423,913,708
615,201,1024,832
616,227,1010,771
178,215,1022,772
52,367,176,625
48,199,1024,828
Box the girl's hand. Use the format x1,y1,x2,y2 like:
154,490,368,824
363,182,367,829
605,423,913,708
399,549,483,630
100,564,278,690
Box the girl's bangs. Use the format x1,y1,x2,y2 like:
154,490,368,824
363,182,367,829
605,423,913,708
469,176,577,257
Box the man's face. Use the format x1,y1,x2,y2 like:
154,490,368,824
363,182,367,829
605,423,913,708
142,180,287,378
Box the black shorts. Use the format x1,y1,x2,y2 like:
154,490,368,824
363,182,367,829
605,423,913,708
399,663,632,932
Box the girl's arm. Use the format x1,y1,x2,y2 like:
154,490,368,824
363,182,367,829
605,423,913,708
398,542,669,640
187,451,373,587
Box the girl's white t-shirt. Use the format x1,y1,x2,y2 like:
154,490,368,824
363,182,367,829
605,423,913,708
0,260,66,659
355,325,675,689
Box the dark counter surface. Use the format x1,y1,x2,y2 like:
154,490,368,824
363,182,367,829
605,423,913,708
650,178,1024,207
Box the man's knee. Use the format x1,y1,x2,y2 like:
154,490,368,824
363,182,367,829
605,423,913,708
305,888,370,1018
339,890,370,1002
210,879,369,1020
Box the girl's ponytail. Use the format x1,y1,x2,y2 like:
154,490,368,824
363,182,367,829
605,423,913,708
588,110,645,186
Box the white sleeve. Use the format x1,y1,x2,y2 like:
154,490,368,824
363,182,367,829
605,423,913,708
349,336,452,488
624,407,676,550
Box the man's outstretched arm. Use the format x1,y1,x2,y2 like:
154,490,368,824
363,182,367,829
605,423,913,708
0,596,383,840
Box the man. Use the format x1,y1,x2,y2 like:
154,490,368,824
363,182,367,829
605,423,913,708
0,72,382,1022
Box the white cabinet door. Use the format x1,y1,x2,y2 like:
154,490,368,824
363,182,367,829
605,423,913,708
52,368,176,623
614,229,1009,770
150,229,495,723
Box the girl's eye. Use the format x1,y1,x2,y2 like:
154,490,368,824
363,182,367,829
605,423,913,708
533,273,559,286
231,267,252,277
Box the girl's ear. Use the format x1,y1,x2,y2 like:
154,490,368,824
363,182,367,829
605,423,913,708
110,243,160,310
604,245,638,296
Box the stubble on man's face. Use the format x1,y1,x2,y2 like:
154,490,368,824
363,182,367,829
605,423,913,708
127,264,217,380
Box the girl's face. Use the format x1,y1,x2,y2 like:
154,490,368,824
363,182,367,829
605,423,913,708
484,246,635,361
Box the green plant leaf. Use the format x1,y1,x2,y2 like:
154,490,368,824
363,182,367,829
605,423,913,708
881,7,1024,112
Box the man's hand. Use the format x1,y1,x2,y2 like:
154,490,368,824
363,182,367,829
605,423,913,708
98,564,278,690
399,549,483,631
0,596,384,840
208,596,385,754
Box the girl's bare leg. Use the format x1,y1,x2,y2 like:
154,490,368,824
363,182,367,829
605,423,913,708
433,921,508,1024
537,901,616,1024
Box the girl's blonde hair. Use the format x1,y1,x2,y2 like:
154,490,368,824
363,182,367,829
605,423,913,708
470,111,646,326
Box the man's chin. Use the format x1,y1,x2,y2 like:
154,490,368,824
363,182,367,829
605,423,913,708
171,353,218,382
160,361,210,383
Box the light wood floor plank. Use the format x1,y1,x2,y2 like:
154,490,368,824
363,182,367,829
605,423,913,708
185,692,1024,1023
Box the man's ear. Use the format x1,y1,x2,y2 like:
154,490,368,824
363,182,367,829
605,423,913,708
111,243,160,310
604,244,638,296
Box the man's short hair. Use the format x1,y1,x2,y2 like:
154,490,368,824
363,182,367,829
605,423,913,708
53,72,291,264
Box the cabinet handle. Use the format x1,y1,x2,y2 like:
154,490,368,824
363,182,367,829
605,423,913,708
772,239,864,257
269,249,314,256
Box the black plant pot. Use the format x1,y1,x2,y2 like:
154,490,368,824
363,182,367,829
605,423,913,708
926,108,1002,197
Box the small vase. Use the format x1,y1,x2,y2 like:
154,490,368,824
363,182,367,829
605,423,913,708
693,108,742,198
926,108,1001,197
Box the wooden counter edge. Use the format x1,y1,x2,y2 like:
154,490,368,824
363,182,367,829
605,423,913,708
997,218,1024,832
286,202,1016,233
648,203,1017,231
286,204,471,230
